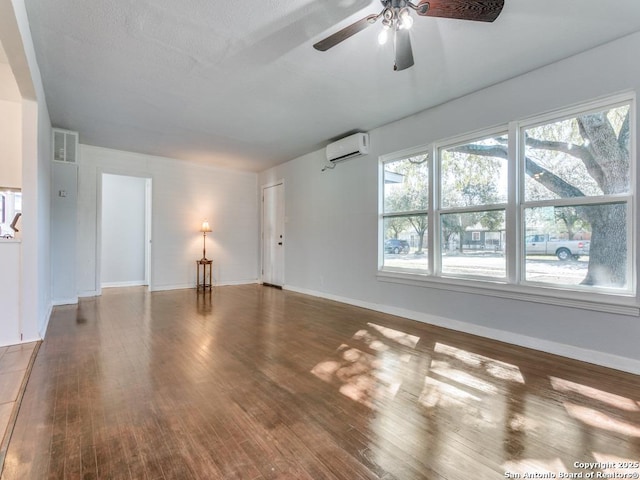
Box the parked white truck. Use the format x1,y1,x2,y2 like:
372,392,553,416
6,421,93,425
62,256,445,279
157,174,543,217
525,234,590,261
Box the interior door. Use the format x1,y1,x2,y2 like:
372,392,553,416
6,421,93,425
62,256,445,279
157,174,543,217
262,182,284,287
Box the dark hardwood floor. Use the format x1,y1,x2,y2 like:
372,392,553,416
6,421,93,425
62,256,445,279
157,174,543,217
2,285,639,480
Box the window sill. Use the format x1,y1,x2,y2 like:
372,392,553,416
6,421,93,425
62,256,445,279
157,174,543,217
377,269,639,316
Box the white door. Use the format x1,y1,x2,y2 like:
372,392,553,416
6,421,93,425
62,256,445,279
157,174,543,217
262,182,285,287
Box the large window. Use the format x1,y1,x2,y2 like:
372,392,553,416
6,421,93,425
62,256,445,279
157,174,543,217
521,103,631,289
439,134,508,279
379,95,634,302
382,154,429,273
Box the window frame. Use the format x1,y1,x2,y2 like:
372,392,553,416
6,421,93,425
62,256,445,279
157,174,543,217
378,92,637,315
517,98,635,294
435,126,510,281
379,145,432,275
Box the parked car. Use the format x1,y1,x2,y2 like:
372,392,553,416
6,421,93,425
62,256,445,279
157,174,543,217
525,234,590,260
385,239,410,254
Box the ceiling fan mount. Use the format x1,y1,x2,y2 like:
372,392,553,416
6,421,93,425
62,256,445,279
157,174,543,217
313,0,505,71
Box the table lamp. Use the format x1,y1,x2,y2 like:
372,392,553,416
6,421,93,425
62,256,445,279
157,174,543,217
200,220,212,261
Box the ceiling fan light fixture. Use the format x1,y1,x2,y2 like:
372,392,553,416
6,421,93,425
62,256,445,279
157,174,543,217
378,25,390,45
398,8,413,30
383,7,394,22
313,0,505,71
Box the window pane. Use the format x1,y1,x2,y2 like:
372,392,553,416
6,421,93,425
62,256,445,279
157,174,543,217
524,105,630,201
383,155,429,214
383,215,428,272
440,210,506,278
440,135,508,208
524,203,627,289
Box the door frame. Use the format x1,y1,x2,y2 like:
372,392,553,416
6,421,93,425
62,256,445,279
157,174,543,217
261,180,285,287
96,170,153,294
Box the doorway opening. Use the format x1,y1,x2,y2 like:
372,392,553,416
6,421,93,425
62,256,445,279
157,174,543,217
100,173,152,290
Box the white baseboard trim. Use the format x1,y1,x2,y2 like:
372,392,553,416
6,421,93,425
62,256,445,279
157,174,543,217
78,280,261,295
149,283,193,292
0,335,41,348
217,279,260,287
78,290,100,298
52,297,79,306
102,281,147,288
18,334,42,344
151,280,260,292
284,285,640,376
38,304,53,339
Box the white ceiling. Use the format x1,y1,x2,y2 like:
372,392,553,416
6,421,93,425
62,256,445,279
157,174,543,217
23,0,640,172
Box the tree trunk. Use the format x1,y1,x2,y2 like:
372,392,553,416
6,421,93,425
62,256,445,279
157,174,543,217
416,231,426,253
580,203,626,286
449,110,630,287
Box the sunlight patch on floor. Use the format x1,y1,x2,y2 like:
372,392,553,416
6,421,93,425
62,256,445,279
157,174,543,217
508,412,539,432
563,402,640,437
551,376,640,411
310,324,419,408
434,343,525,383
367,323,420,348
419,376,482,408
430,359,500,394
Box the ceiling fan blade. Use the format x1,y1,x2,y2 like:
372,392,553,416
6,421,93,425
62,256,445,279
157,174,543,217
394,27,414,71
415,0,504,22
313,13,380,51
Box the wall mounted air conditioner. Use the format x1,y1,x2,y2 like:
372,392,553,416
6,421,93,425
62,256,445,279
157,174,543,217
326,132,369,163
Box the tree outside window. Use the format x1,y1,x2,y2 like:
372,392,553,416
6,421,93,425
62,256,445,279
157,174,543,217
382,155,429,272
380,96,633,295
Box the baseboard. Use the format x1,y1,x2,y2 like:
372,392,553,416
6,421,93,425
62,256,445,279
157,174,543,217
102,281,146,288
77,279,261,295
52,297,78,306
148,283,192,292
284,285,640,376
78,290,100,298
38,304,53,339
217,279,260,287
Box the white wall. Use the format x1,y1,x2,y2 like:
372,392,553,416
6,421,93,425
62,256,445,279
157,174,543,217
77,145,259,296
51,161,77,303
259,32,640,374
101,173,146,287
34,96,51,338
0,59,21,101
0,240,20,346
0,98,21,188
0,0,52,342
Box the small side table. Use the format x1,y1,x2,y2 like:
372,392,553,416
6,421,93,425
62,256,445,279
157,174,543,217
196,259,213,291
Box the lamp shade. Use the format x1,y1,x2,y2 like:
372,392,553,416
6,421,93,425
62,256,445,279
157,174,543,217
200,220,212,233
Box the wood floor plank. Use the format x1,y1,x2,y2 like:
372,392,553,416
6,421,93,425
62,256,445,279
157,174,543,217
2,285,640,480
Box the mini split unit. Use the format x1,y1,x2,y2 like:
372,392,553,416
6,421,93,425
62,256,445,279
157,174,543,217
326,132,369,163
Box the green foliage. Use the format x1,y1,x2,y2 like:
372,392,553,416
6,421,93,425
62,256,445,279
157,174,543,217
384,156,429,252
382,103,631,286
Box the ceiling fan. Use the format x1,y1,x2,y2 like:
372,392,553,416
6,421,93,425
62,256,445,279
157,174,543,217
313,0,505,71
